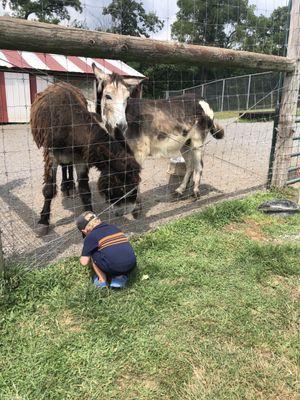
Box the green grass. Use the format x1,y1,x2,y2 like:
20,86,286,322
1,191,300,399
215,109,275,122
215,110,240,119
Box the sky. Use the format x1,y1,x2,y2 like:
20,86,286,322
0,0,290,41
73,0,290,40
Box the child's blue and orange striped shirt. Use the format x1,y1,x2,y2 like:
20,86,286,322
81,222,136,272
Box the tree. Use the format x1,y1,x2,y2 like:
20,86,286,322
103,0,163,37
241,7,289,56
2,0,82,24
171,0,256,48
171,0,289,55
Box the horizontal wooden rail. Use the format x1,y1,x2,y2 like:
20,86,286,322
0,17,296,72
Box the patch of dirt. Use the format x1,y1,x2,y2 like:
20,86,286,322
187,364,221,396
57,309,84,333
265,275,300,301
159,277,185,286
291,287,300,301
117,373,159,392
254,345,274,361
225,218,270,242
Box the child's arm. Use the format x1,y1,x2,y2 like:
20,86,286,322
80,232,98,266
80,256,90,266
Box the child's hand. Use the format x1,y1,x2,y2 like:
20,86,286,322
80,256,90,266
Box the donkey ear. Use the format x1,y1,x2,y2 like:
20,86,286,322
92,63,110,86
123,77,145,92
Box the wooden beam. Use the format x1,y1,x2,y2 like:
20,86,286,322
271,0,300,187
0,16,295,73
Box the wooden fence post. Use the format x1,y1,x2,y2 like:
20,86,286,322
271,0,300,187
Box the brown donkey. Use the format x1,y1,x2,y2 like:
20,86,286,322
60,64,144,194
31,82,141,236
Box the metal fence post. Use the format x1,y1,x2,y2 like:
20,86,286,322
221,78,225,112
246,74,252,110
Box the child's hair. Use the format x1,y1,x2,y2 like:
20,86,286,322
76,211,101,232
86,217,101,231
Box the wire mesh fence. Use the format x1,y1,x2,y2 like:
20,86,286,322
0,0,299,270
0,67,288,268
166,72,282,112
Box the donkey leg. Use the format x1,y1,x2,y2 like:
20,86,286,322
175,145,194,196
68,165,75,188
191,139,204,198
132,188,142,219
37,157,58,236
75,163,93,212
61,165,76,196
61,165,69,195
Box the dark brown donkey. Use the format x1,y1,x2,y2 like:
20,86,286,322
60,64,144,195
30,82,141,236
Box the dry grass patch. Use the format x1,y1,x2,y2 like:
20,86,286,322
57,309,85,333
225,217,272,242
267,275,300,301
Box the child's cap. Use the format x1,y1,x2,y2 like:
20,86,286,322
76,211,97,231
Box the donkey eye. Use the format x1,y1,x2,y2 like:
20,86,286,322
105,94,112,100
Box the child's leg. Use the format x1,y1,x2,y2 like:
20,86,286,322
91,260,107,283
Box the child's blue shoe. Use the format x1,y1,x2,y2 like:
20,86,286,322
92,275,108,289
110,275,128,289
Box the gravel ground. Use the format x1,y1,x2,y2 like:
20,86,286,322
0,118,289,266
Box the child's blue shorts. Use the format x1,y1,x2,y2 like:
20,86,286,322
92,252,136,276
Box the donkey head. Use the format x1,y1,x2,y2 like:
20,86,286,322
92,63,144,137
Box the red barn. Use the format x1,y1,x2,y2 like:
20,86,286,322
0,49,144,123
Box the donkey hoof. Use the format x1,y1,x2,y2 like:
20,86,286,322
173,190,184,200
35,223,50,237
193,191,200,200
132,204,142,219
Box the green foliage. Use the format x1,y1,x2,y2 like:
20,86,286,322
171,0,289,56
2,0,82,23
172,0,256,48
103,0,163,37
240,6,289,56
136,0,289,97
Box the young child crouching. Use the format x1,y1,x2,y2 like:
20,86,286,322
76,212,136,289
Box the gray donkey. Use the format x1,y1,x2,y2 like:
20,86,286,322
93,64,225,198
